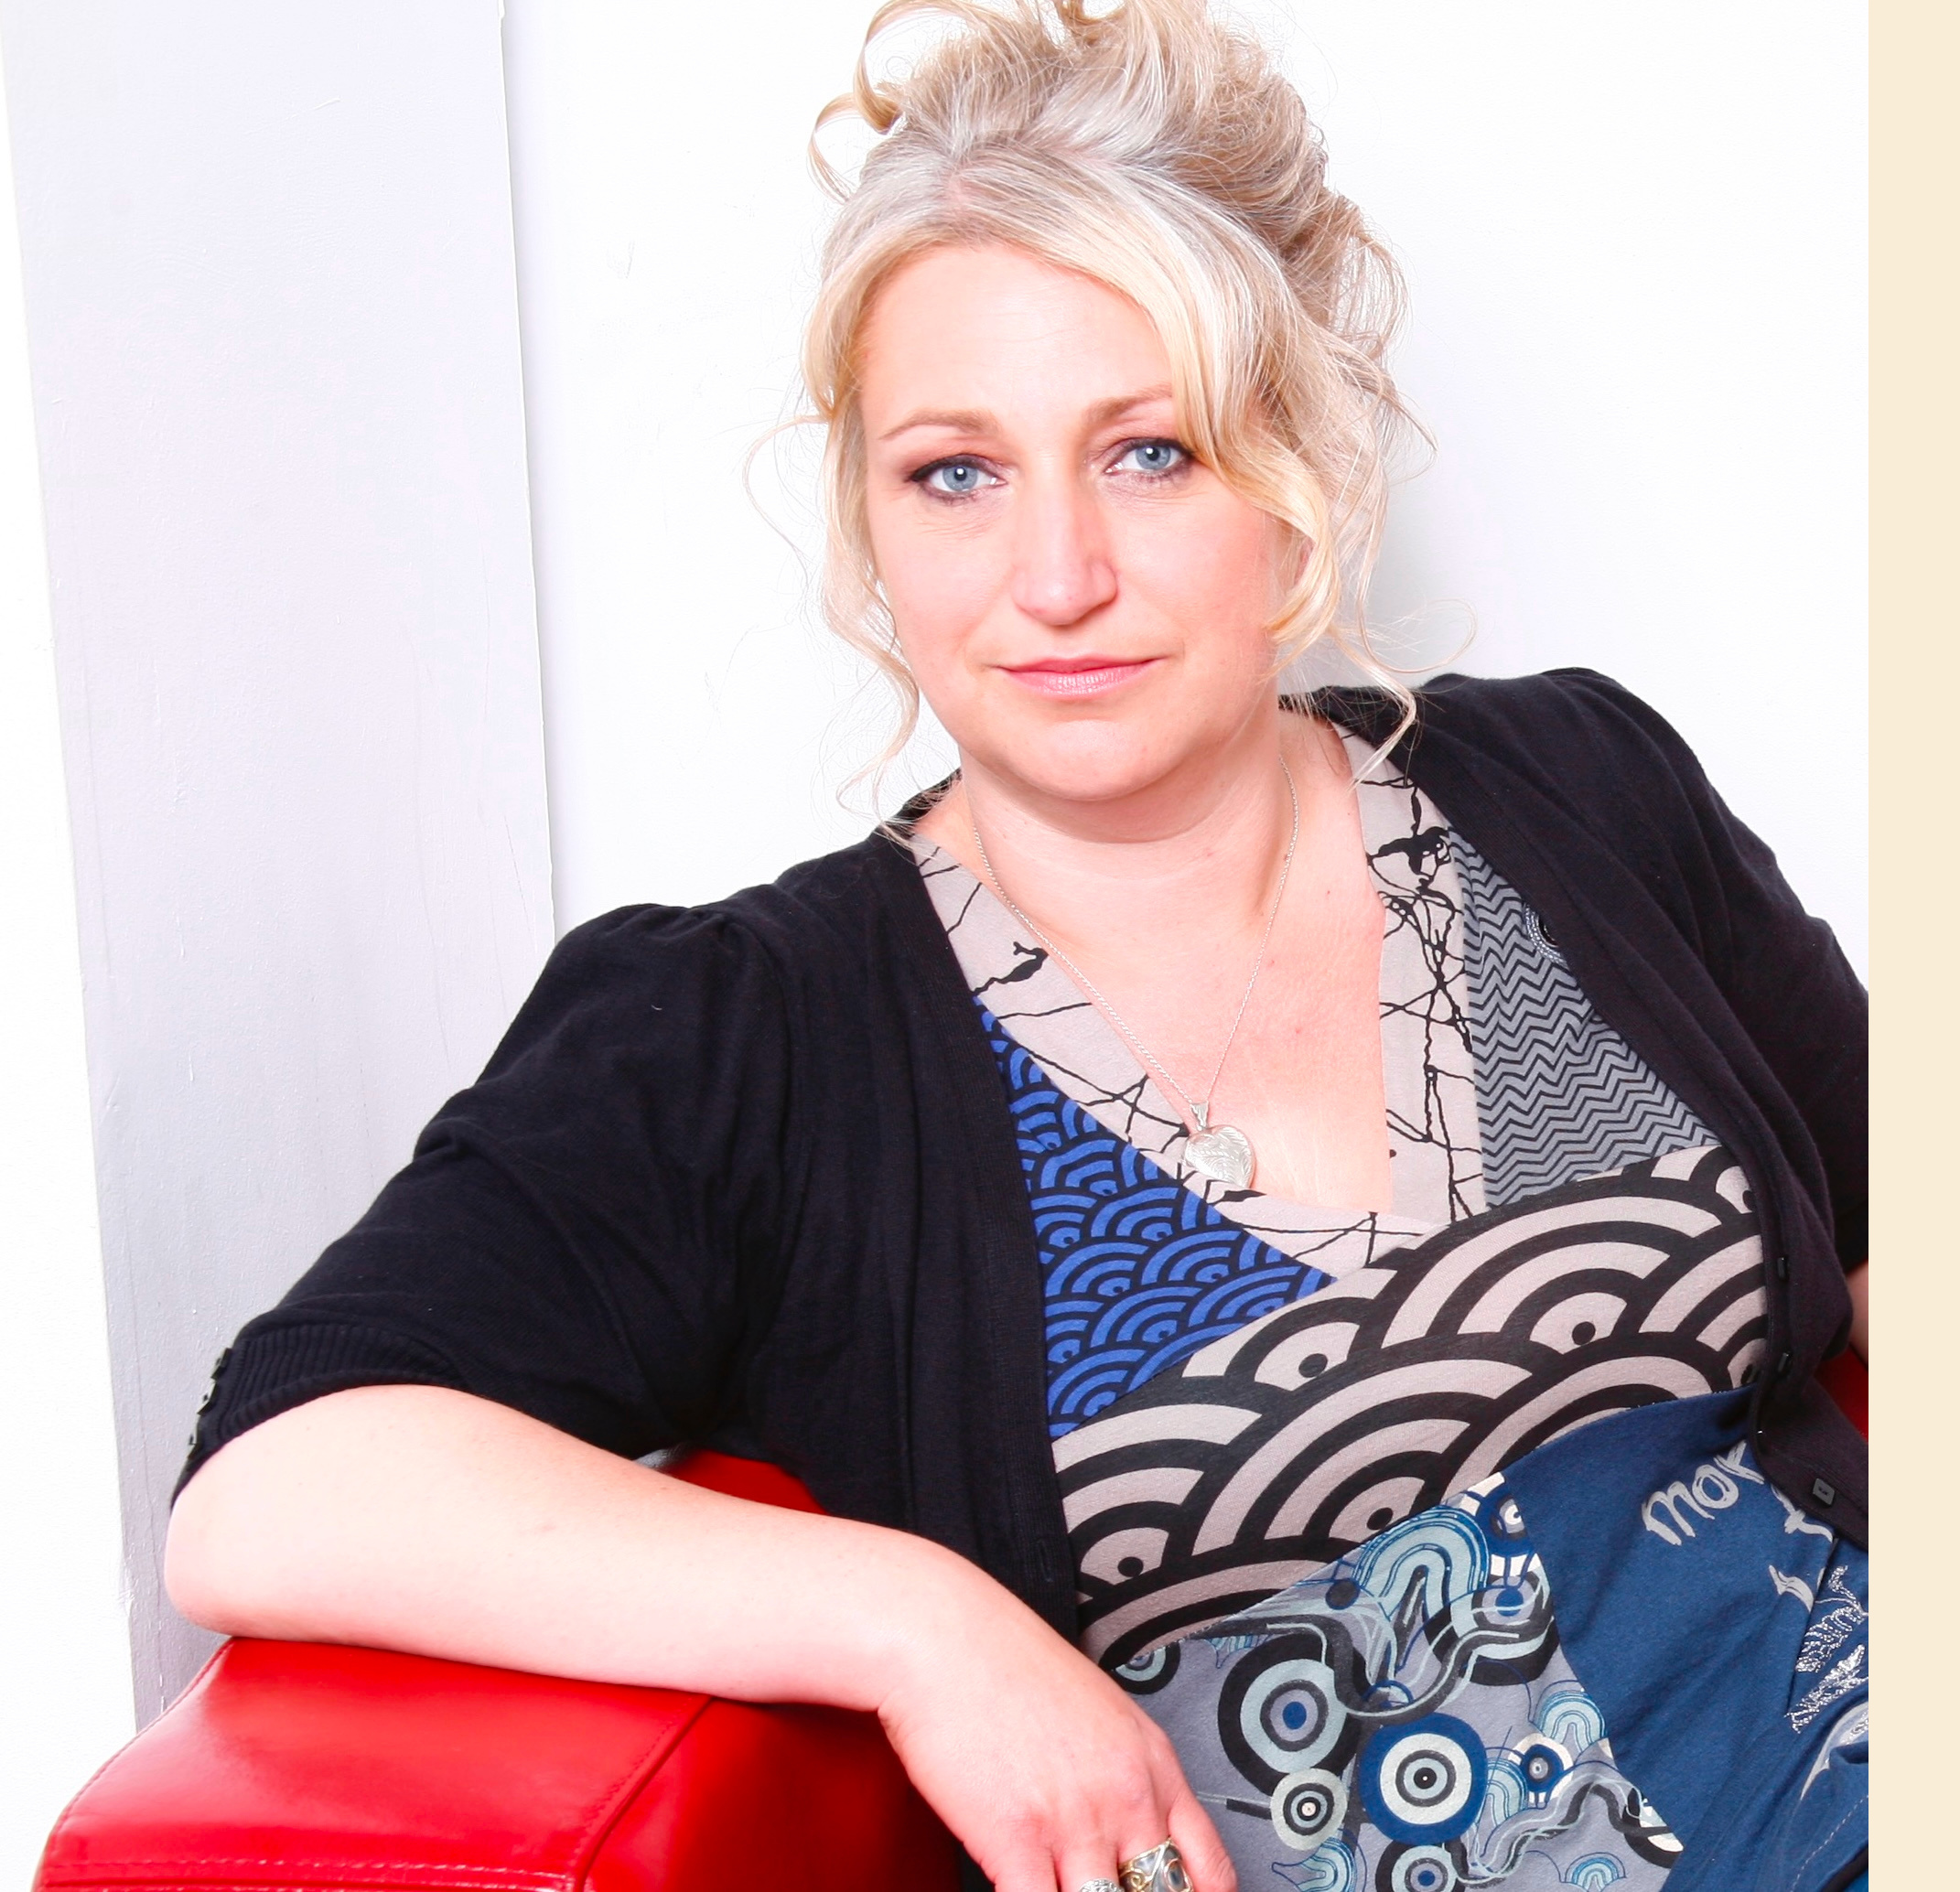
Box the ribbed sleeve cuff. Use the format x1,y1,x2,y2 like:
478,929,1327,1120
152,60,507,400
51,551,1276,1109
175,1320,466,1497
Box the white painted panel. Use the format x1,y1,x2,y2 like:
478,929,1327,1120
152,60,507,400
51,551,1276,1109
503,0,894,922
0,45,134,1880
2,0,553,1722
506,1,1865,976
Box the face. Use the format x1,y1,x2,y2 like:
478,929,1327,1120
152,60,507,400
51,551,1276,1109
856,244,1295,814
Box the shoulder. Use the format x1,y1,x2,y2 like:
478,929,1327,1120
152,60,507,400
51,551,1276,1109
490,832,924,1072
1418,672,1743,889
1321,668,1718,843
1372,671,1856,1012
1323,668,1771,980
1416,668,1704,781
547,831,910,964
1319,667,1709,794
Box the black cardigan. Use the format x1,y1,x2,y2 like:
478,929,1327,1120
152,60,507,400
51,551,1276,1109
185,671,1868,1639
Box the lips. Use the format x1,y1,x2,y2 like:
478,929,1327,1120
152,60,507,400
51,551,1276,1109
1003,656,1158,697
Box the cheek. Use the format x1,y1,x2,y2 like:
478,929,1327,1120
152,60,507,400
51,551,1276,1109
866,501,1013,704
1118,494,1290,653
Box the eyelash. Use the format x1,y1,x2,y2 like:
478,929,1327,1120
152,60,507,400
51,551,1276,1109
910,437,1191,500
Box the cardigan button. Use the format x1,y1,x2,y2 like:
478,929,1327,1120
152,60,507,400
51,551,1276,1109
1774,1253,1790,1282
1812,1478,1836,1508
1775,1349,1792,1380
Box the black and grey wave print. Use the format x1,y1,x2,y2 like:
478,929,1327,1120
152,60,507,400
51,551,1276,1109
1059,1143,1766,1667
1454,834,1711,1207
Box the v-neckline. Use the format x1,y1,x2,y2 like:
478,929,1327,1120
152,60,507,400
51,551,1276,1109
911,722,1486,1276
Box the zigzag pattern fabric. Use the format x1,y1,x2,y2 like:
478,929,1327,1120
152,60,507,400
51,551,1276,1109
982,1008,1330,1436
1455,834,1710,1207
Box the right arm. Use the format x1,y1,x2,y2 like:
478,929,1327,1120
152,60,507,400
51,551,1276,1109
167,1382,1236,1892
168,908,1232,1887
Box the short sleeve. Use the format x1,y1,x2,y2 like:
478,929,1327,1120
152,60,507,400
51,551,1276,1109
178,903,801,1490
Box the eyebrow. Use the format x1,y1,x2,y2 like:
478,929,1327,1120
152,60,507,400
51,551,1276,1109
876,383,1175,444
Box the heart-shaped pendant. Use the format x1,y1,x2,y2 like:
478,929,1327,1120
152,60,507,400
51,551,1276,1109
1184,1121,1255,1189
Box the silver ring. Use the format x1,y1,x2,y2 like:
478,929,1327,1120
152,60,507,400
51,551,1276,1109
1120,1841,1192,1892
1075,1881,1122,1892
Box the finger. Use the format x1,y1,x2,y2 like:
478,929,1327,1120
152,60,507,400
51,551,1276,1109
1107,1822,1191,1892
983,1837,1066,1892
1052,1845,1123,1892
1128,1728,1223,1890
1166,1787,1237,1892
1104,1747,1180,1886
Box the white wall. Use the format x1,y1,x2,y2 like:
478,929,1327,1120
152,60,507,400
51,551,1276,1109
1289,4,1867,973
0,0,553,1750
505,0,1866,974
0,45,133,1886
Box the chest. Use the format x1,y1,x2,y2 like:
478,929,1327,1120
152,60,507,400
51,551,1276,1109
921,745,1484,1225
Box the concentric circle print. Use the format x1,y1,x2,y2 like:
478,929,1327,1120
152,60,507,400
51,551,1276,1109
1268,1767,1347,1852
1379,1844,1460,1892
1218,1631,1361,1788
1514,1736,1569,1802
1355,1715,1487,1845
1110,1640,1180,1695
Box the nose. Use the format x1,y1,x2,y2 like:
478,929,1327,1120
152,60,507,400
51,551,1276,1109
1008,473,1117,628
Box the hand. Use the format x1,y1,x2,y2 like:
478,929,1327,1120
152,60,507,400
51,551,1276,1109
875,1563,1235,1892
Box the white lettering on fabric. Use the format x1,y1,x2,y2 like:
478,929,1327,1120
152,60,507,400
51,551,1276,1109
1641,1480,1710,1546
1773,1486,1835,1541
1640,1442,1766,1546
1690,1463,1739,1510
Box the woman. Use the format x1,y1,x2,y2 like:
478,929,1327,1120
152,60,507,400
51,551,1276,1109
166,5,1868,1890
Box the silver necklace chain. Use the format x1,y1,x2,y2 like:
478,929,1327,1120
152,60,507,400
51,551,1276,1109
966,755,1300,1139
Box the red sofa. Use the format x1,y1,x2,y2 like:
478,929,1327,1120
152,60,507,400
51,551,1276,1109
33,1450,959,1892
35,1356,1867,1892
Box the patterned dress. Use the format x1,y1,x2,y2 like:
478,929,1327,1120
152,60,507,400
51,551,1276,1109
914,727,1868,1892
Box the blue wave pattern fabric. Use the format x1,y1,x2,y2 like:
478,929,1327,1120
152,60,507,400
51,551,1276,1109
981,1007,1330,1437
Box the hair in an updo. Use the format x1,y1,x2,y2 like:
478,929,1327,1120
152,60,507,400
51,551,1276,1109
804,0,1416,765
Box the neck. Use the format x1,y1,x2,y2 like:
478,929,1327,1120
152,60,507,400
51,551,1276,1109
925,704,1350,976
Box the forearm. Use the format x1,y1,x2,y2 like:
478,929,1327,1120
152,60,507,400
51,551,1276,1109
168,1382,1236,1891
165,1383,989,1712
1847,1260,1868,1360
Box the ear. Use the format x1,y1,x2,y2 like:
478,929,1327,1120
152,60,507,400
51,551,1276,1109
1276,519,1314,592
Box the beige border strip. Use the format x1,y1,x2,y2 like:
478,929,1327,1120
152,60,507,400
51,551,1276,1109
1872,0,1953,1878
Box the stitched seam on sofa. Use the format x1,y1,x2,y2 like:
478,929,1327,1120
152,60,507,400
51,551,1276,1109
566,1692,716,1887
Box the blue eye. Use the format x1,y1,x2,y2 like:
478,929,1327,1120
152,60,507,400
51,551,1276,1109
1115,439,1188,476
916,458,998,497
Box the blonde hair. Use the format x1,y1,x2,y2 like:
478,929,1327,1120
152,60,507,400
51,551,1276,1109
803,0,1416,769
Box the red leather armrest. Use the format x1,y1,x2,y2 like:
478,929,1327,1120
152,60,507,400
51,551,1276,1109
1817,1347,1868,1438
37,1452,956,1892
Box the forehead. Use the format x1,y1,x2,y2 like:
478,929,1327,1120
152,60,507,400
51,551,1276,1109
856,244,1171,425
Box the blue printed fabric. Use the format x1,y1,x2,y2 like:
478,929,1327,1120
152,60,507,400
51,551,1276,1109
1119,1391,1867,1892
980,1005,1329,1436
1504,1392,1868,1892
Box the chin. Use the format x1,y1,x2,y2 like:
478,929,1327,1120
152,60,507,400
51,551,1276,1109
993,726,1183,806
